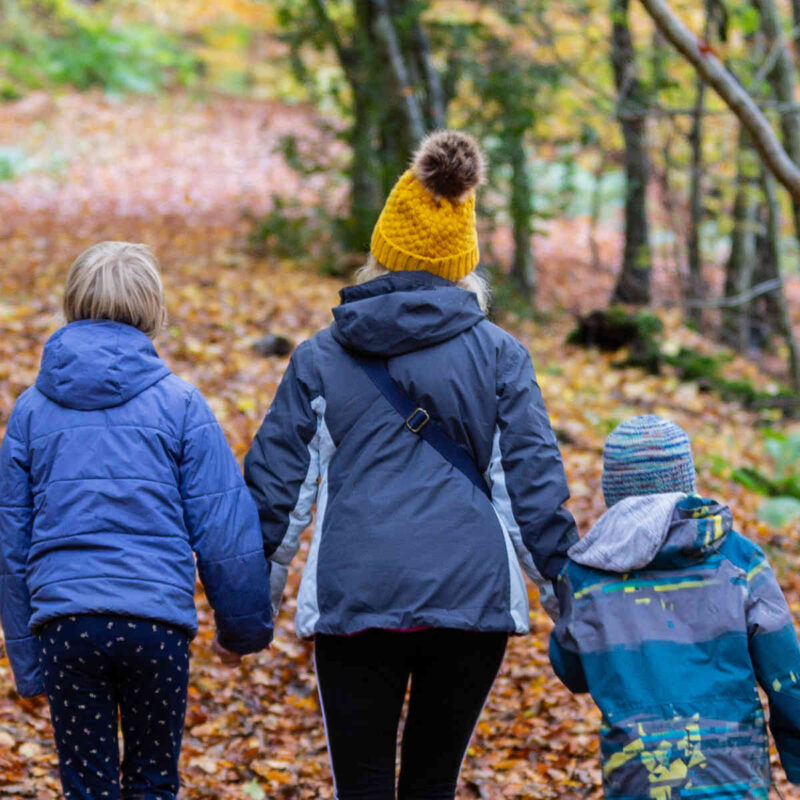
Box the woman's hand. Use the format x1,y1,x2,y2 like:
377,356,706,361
212,635,242,667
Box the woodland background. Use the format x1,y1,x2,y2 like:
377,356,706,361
2,0,800,797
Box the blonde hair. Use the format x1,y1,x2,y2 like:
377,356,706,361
355,254,491,313
63,242,167,338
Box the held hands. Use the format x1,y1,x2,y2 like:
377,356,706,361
212,634,242,667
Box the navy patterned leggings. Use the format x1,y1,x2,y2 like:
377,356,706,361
37,615,190,800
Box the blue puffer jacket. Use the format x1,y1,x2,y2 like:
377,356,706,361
244,270,577,638
550,493,800,799
0,321,272,697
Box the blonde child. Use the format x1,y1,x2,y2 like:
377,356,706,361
0,242,272,799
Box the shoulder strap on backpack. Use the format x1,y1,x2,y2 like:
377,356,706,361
351,353,491,499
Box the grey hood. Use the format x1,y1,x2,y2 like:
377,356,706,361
569,492,688,572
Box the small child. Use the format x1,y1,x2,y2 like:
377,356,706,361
550,415,800,799
0,242,272,799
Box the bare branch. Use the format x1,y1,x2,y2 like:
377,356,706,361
412,21,446,129
372,0,426,143
685,278,782,308
637,0,800,202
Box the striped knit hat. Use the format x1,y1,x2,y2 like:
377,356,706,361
602,415,696,508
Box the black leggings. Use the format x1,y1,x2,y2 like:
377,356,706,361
314,628,508,800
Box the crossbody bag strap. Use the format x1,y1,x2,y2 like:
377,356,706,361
351,353,491,499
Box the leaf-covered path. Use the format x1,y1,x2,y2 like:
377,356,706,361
1,91,798,799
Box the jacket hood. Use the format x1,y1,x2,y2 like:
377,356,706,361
569,493,732,572
331,271,484,356
36,321,171,410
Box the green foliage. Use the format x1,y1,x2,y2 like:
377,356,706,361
730,4,760,36
0,1,201,95
665,348,792,407
488,268,537,320
247,195,350,276
248,195,317,259
567,307,664,373
733,431,800,528
759,497,800,529
242,781,266,800
0,147,31,181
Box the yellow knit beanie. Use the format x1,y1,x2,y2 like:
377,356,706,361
370,130,486,282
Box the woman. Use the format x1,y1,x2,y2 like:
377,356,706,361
245,131,577,800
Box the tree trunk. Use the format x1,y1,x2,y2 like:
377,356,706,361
686,72,706,327
349,86,383,250
589,153,608,270
792,0,800,39
412,21,446,129
309,0,435,251
611,0,652,305
750,208,782,347
721,128,761,350
686,1,712,327
338,0,384,251
658,131,686,281
508,131,537,304
760,170,800,394
372,0,426,144
756,0,800,238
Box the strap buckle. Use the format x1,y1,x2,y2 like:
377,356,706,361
405,408,430,434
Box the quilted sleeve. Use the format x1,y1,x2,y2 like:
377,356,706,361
747,547,800,783
492,337,578,618
0,401,43,697
244,345,322,617
180,389,272,654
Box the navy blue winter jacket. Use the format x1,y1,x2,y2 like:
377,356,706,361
244,271,578,638
0,320,272,697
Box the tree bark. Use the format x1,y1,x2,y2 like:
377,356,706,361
761,169,800,393
659,132,686,281
721,128,761,350
589,153,608,271
638,0,800,202
686,3,712,328
508,131,537,304
687,72,706,327
756,0,800,238
372,0,426,144
412,21,446,129
611,0,652,305
350,86,383,250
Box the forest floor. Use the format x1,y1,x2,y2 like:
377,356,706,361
1,90,800,799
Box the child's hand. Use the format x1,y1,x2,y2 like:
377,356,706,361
212,635,242,667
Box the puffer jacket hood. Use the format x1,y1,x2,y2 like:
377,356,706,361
36,320,170,410
569,492,731,572
331,270,484,356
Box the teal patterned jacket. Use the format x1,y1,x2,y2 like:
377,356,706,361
550,494,800,799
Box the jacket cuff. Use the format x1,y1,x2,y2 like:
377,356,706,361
780,750,800,785
215,609,274,655
6,635,44,697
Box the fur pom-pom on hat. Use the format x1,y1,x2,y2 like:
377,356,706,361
370,129,485,282
411,130,486,200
